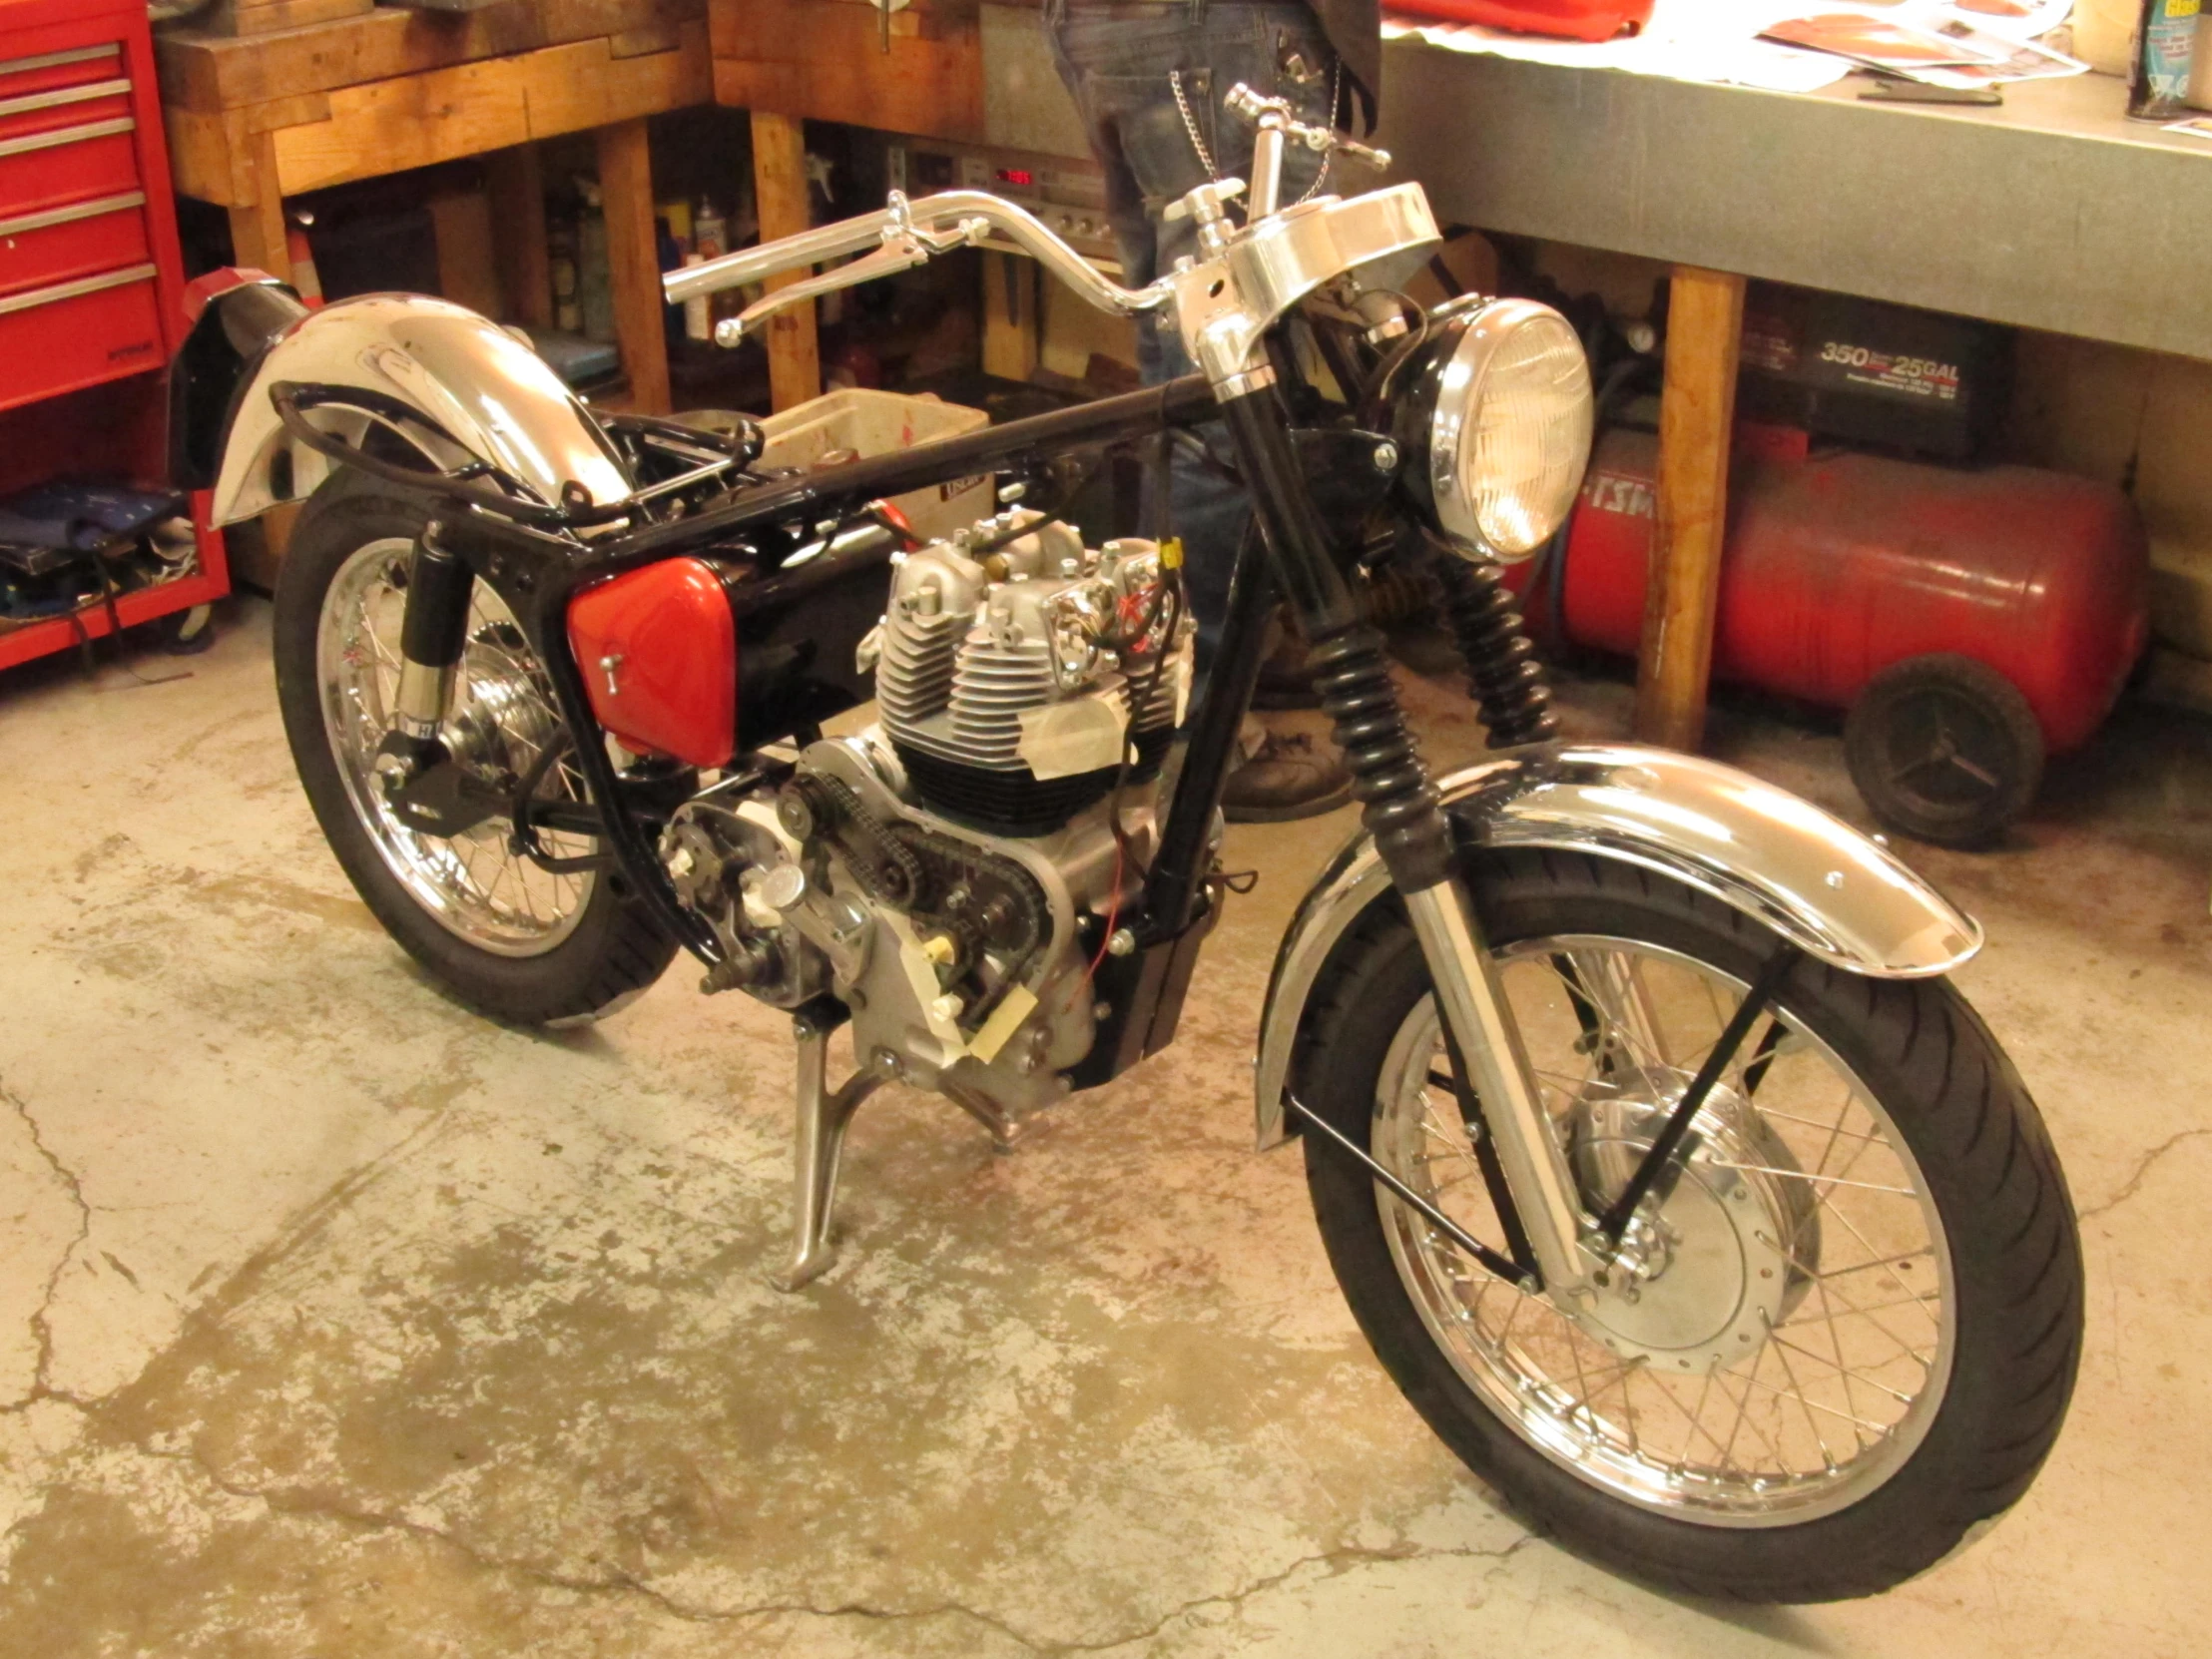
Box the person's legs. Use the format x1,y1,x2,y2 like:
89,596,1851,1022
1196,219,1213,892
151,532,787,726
1046,1,1352,820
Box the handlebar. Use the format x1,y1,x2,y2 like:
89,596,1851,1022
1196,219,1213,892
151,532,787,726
662,189,1170,345
659,87,1393,350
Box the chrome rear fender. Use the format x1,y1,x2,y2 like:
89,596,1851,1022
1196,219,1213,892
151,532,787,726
200,292,633,525
1254,743,1983,1150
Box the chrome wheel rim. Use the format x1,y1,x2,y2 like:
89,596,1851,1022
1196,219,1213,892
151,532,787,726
316,537,595,957
1375,936,1955,1526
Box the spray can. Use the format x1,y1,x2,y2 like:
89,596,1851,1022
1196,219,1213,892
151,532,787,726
2130,0,2200,120
690,197,728,342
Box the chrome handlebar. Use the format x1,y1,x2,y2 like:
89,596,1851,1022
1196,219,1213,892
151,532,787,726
661,188,1170,347
658,83,1391,352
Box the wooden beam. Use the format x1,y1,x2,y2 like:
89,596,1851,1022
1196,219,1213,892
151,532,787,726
751,108,820,412
224,126,292,284
267,24,709,197
430,187,503,319
980,251,1038,384
595,119,673,415
1634,266,1747,753
710,0,982,142
484,144,553,328
196,0,371,39
157,0,707,113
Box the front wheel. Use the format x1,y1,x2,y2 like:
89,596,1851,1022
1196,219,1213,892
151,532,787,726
1295,850,2080,1601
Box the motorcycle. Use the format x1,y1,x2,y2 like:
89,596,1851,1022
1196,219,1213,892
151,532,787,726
171,88,2081,1602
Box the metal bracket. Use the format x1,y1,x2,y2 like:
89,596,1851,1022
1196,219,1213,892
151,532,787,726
1284,1094,1532,1289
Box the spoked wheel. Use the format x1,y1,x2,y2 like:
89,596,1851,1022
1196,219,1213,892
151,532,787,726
1846,654,2043,848
1297,851,2080,1601
275,480,676,1025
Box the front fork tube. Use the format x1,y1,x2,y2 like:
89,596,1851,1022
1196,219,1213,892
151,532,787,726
1217,385,1591,1298
392,523,473,738
1401,883,1591,1295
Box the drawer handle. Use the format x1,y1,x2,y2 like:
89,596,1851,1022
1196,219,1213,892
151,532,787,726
0,77,132,121
0,261,155,317
0,190,145,240
0,44,120,81
0,114,135,160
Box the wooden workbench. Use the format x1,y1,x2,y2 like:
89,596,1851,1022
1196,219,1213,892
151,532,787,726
155,0,713,414
710,0,989,409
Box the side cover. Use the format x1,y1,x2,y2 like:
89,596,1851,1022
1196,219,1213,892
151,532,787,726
1253,742,1984,1149
567,559,740,770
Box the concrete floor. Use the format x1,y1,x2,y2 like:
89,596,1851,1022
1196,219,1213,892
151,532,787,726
1,596,2208,1657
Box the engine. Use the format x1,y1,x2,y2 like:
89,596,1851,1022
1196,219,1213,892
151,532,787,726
659,512,1193,1128
873,516,1190,833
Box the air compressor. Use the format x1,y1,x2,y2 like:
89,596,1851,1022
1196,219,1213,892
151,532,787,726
1512,421,2149,846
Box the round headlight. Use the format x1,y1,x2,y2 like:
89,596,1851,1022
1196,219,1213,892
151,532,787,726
1413,298,1593,560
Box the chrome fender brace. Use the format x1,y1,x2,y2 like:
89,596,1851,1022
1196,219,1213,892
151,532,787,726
1254,743,1984,1153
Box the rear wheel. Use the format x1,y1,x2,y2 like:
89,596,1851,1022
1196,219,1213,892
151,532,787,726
274,480,677,1025
1297,851,2080,1600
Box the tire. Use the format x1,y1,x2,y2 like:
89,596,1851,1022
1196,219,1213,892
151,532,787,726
1846,654,2043,848
1296,850,2081,1601
273,476,677,1026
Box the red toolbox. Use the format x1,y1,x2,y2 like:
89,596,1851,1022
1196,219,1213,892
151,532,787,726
0,0,229,673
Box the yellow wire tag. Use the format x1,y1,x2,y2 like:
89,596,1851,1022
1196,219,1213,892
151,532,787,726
1159,536,1185,571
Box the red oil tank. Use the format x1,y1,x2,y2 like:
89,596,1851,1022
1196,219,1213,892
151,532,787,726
566,557,739,769
1384,0,1654,42
1536,426,2149,755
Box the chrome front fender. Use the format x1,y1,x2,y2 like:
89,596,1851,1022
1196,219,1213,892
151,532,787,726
209,293,633,525
1253,743,1982,1150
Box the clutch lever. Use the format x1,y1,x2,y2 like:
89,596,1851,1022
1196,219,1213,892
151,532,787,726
713,198,988,347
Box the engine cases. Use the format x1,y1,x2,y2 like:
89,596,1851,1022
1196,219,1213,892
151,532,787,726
872,517,1191,833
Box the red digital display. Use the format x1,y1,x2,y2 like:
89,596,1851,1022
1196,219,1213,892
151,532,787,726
994,167,1035,187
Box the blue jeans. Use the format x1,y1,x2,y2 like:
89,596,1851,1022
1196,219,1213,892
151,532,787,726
1044,0,1339,677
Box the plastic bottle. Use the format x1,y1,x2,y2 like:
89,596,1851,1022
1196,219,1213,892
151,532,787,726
549,218,582,334
577,179,615,342
691,197,728,341
2130,0,2200,121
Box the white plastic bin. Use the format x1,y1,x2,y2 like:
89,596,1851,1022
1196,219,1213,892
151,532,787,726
682,388,991,545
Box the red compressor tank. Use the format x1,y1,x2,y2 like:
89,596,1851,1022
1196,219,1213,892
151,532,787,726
1516,425,2149,845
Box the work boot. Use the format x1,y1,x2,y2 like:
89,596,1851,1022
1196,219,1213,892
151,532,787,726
1222,726,1354,823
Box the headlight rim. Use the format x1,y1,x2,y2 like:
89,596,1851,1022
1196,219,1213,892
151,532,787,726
1397,295,1593,563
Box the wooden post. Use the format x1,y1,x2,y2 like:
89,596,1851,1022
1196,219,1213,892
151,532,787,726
429,187,502,319
484,143,554,329
980,250,1038,384
595,117,673,415
226,128,292,285
750,109,820,411
1634,266,1747,753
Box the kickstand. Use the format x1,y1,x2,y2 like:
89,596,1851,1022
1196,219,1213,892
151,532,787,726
773,1012,885,1292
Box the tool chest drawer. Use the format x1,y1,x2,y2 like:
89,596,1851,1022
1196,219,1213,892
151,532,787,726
0,263,162,409
0,114,139,214
0,0,180,410
0,189,147,295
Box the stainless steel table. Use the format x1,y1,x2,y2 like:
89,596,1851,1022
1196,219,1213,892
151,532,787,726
1376,41,2210,744
1379,42,2212,361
